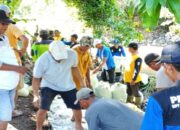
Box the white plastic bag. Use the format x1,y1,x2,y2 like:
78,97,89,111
91,74,99,88
111,83,127,103
18,84,30,97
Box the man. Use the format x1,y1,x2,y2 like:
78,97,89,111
32,41,85,130
93,39,115,84
110,39,126,57
53,29,62,41
31,30,53,61
141,41,180,130
64,34,79,48
73,36,93,90
0,10,27,130
75,88,143,130
0,5,29,117
144,53,173,91
124,42,142,106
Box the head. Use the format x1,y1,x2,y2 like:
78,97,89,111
0,5,11,17
49,41,68,62
144,53,161,71
71,34,78,43
79,36,93,52
74,88,95,109
0,10,15,35
49,30,54,36
161,41,180,82
54,30,61,37
113,39,120,49
128,42,139,54
93,39,103,49
39,30,48,40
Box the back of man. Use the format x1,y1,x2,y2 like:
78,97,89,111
85,98,143,130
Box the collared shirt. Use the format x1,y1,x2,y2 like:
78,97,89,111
0,35,19,90
85,98,143,130
33,50,77,91
73,47,92,90
141,80,180,130
96,46,115,70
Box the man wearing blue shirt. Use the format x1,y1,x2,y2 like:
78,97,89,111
141,41,180,130
110,39,126,57
93,39,115,84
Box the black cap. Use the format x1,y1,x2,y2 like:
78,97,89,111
71,34,78,39
0,10,15,24
144,53,160,65
161,41,180,64
128,42,138,50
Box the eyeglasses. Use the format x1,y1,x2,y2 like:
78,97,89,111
0,22,9,26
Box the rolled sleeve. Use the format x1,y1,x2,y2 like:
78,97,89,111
141,96,163,130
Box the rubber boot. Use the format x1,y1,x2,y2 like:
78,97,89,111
135,97,142,108
127,96,134,103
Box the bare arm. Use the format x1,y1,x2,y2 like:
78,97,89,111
86,68,91,88
32,77,41,97
72,67,86,87
93,57,106,74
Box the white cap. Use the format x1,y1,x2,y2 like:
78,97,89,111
49,41,68,60
93,39,102,47
0,5,11,15
74,88,94,104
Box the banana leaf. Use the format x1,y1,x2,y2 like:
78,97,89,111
146,0,159,16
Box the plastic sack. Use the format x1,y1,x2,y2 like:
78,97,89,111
125,103,144,114
141,73,149,85
94,81,112,99
91,74,99,88
18,84,30,97
111,83,127,103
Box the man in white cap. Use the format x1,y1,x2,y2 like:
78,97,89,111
0,4,29,117
93,39,115,84
32,41,85,130
75,88,143,130
0,10,28,130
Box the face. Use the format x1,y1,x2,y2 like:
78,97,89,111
79,99,89,109
148,62,161,71
54,31,60,37
80,45,90,52
71,36,77,42
163,63,176,82
114,44,119,49
128,47,135,54
0,22,9,35
96,43,102,49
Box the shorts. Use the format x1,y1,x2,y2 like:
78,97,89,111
101,68,115,83
0,89,16,121
126,82,141,97
40,87,81,110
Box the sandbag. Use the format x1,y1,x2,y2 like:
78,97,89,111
125,103,144,114
94,81,112,99
111,83,127,103
18,84,30,97
91,74,99,88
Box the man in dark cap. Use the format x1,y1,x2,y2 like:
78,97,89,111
0,10,27,130
141,41,180,130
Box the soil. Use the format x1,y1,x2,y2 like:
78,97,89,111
9,95,37,130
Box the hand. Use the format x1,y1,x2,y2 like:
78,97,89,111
13,48,26,57
16,66,28,75
130,80,135,85
33,95,40,109
92,68,99,74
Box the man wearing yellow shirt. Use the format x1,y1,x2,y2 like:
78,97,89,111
73,36,93,90
0,5,29,117
124,42,142,107
53,30,62,41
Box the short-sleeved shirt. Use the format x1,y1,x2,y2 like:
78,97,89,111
110,46,126,57
0,35,19,90
6,24,24,64
73,47,92,90
85,98,143,130
156,67,173,89
96,46,115,70
33,50,77,91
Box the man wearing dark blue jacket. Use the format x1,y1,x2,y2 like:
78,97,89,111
141,41,180,130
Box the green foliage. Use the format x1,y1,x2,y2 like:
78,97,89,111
137,0,180,29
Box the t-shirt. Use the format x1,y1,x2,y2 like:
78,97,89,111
110,46,126,57
156,67,173,89
73,47,92,90
33,50,77,91
6,24,23,64
96,46,115,70
85,98,143,130
0,35,19,90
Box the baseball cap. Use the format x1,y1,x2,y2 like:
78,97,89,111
0,10,15,24
144,53,161,65
113,39,120,44
128,42,138,50
93,39,102,47
49,41,68,60
161,41,180,64
80,36,94,47
74,88,94,104
0,5,11,15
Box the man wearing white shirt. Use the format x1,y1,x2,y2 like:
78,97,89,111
0,10,27,130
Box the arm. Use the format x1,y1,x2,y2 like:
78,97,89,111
121,47,126,57
86,68,91,88
18,35,29,57
93,57,106,74
72,67,86,87
131,58,142,84
141,97,163,130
